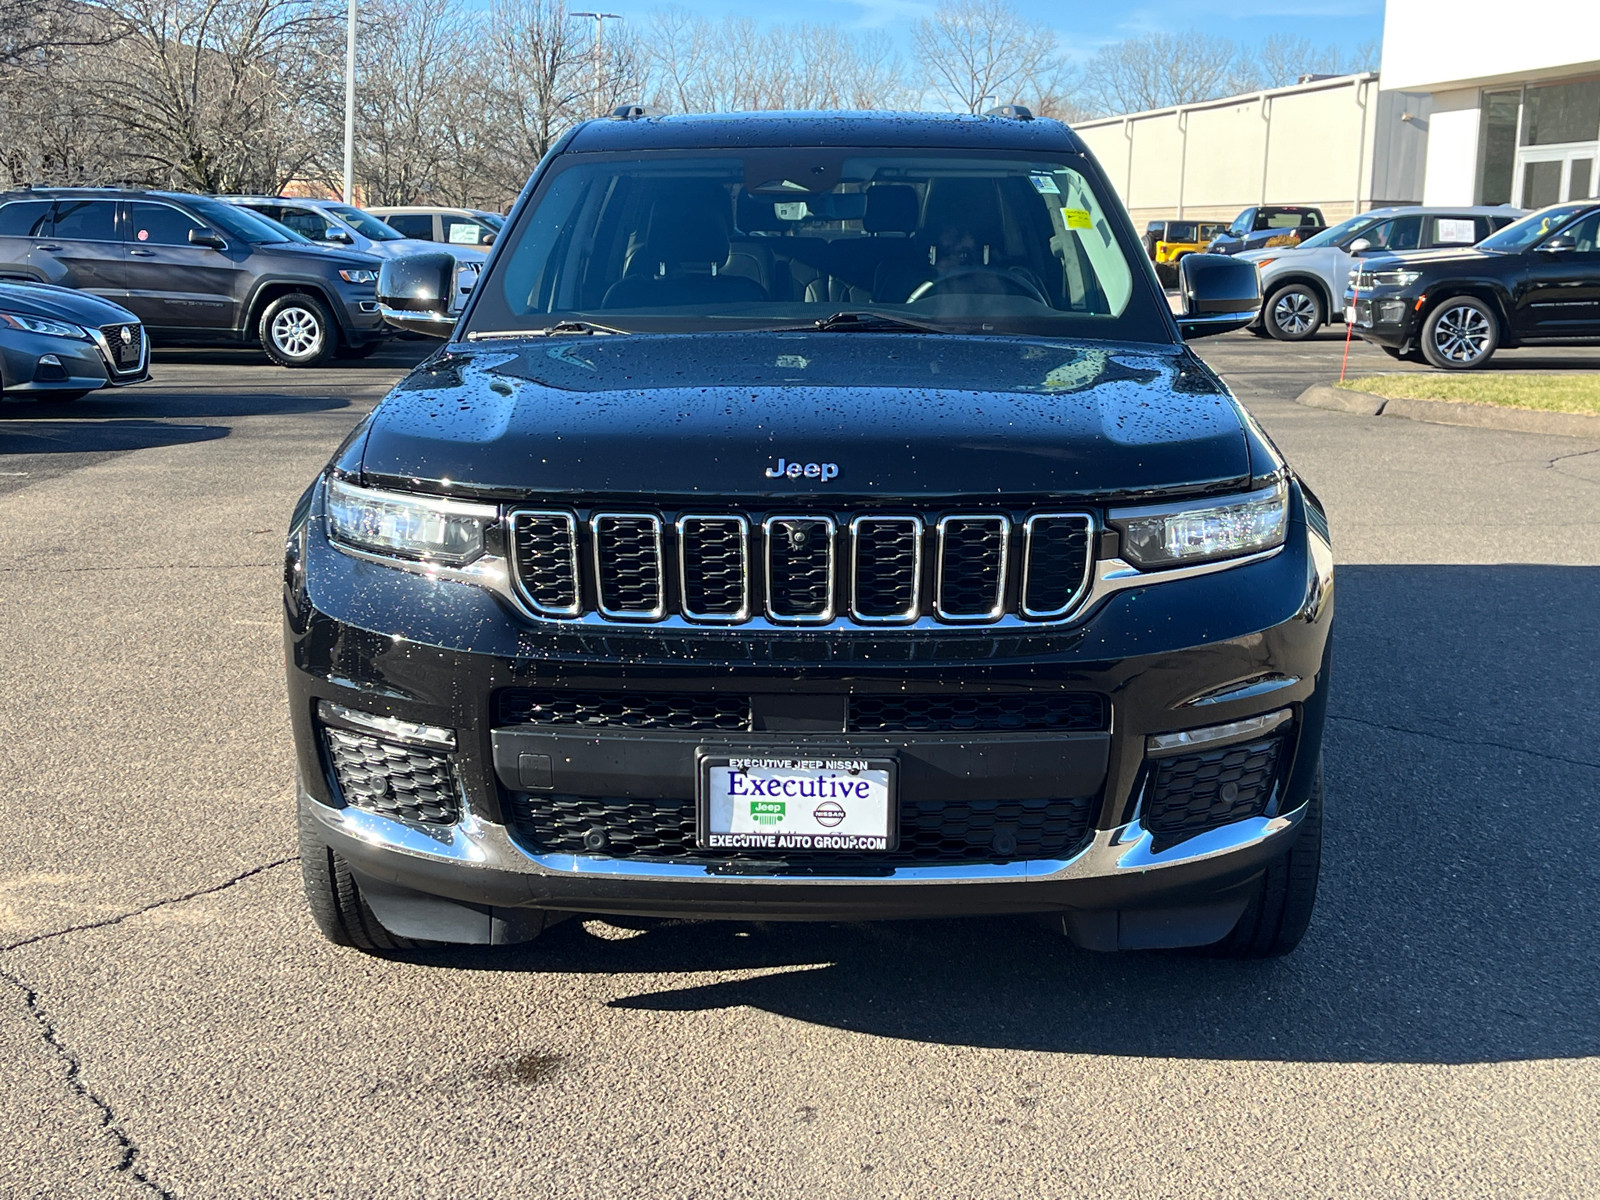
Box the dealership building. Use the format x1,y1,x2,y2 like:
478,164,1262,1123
1075,0,1599,227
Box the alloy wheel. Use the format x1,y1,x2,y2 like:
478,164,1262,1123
1272,290,1318,337
270,306,323,359
1431,304,1492,364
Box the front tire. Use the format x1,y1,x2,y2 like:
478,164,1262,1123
259,293,337,368
1204,760,1323,958
299,817,433,952
1420,297,1499,370
1264,284,1324,341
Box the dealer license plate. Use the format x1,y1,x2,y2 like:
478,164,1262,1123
697,754,897,852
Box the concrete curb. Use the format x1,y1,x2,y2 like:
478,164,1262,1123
1295,383,1600,440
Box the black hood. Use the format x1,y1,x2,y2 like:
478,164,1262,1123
1365,246,1499,271
358,333,1250,502
0,280,139,325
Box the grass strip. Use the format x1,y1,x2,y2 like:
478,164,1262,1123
1338,373,1600,415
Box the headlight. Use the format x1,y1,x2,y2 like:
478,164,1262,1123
0,311,90,339
325,478,497,565
1110,480,1288,570
1358,269,1421,290
339,268,379,284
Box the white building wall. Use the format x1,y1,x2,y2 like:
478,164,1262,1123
1420,89,1482,204
1382,0,1600,92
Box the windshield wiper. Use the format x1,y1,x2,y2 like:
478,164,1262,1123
779,311,949,334
467,320,630,340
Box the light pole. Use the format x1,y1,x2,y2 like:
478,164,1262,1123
572,11,621,118
342,0,357,202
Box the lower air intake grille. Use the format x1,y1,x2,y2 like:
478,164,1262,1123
849,693,1107,733
504,793,1097,866
323,727,459,824
497,688,751,731
1144,735,1283,848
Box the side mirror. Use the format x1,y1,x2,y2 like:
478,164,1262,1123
377,253,459,338
1176,253,1261,340
188,229,225,250
1347,238,1373,253
1538,234,1577,253
326,228,354,244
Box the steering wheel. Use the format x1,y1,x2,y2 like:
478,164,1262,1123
907,268,1048,305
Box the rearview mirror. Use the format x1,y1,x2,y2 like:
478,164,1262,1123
1538,234,1577,253
188,229,225,250
1348,238,1373,253
1176,254,1260,340
377,253,459,338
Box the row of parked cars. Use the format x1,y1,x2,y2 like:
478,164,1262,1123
1152,198,1600,368
0,188,503,404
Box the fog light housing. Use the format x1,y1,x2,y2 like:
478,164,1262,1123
1376,300,1407,324
34,354,68,382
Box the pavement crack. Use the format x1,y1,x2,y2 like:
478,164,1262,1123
1329,713,1600,770
0,857,298,954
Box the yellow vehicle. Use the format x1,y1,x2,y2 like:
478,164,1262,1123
1144,220,1228,283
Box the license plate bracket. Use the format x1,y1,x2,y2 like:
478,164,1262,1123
696,751,899,852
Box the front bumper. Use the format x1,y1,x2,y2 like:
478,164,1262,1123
0,326,149,393
286,482,1334,940
1343,291,1421,348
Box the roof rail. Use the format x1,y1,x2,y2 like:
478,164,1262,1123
610,104,666,120
983,104,1033,121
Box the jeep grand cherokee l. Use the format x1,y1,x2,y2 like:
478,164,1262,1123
288,111,1333,958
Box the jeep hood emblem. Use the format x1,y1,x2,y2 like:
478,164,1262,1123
766,458,839,481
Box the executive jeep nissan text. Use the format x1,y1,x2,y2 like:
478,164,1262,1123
287,110,1333,959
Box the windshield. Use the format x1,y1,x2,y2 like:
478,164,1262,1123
326,204,404,241
1298,213,1383,250
244,212,313,244
473,211,504,229
470,150,1162,338
189,198,299,244
1479,203,1589,252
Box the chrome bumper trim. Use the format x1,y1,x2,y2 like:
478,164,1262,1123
306,786,1306,887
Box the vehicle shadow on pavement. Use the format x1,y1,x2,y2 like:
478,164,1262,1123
427,564,1600,1066
0,419,231,455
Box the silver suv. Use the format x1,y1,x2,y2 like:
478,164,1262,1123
1239,206,1523,341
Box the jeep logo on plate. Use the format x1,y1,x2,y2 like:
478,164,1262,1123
765,458,839,481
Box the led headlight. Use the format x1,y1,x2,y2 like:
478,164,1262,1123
0,311,90,339
338,268,379,284
1110,480,1288,570
325,478,497,565
1358,268,1421,290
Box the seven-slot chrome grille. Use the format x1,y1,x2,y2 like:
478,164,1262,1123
508,509,1094,627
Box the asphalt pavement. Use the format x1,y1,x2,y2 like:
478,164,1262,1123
2,330,1597,1197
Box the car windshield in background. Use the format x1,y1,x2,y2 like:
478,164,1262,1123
472,151,1161,338
1297,214,1383,250
187,197,296,244
327,204,403,240
1478,203,1589,252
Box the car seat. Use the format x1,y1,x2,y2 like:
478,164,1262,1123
603,186,768,309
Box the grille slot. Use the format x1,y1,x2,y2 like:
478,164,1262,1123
323,727,459,824
850,516,921,622
936,515,1008,620
510,510,580,616
678,515,749,621
1022,514,1094,618
765,515,835,622
505,793,1097,866
1144,735,1284,849
849,693,1107,733
497,688,751,731
592,513,664,618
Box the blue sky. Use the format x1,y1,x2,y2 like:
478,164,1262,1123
580,0,1387,64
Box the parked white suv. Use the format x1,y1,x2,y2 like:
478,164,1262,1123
1239,205,1523,340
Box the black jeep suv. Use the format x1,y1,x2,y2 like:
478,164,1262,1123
0,189,389,366
1346,201,1600,369
288,112,1333,958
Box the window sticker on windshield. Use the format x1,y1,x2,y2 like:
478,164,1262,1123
1063,208,1092,229
1030,174,1060,195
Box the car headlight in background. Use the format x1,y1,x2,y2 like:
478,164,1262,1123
1110,480,1288,569
1357,269,1422,290
338,268,379,285
325,478,497,565
0,311,90,339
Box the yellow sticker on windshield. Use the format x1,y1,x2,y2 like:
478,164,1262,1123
1064,208,1093,229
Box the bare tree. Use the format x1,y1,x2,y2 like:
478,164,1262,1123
912,0,1068,114
1076,31,1253,116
